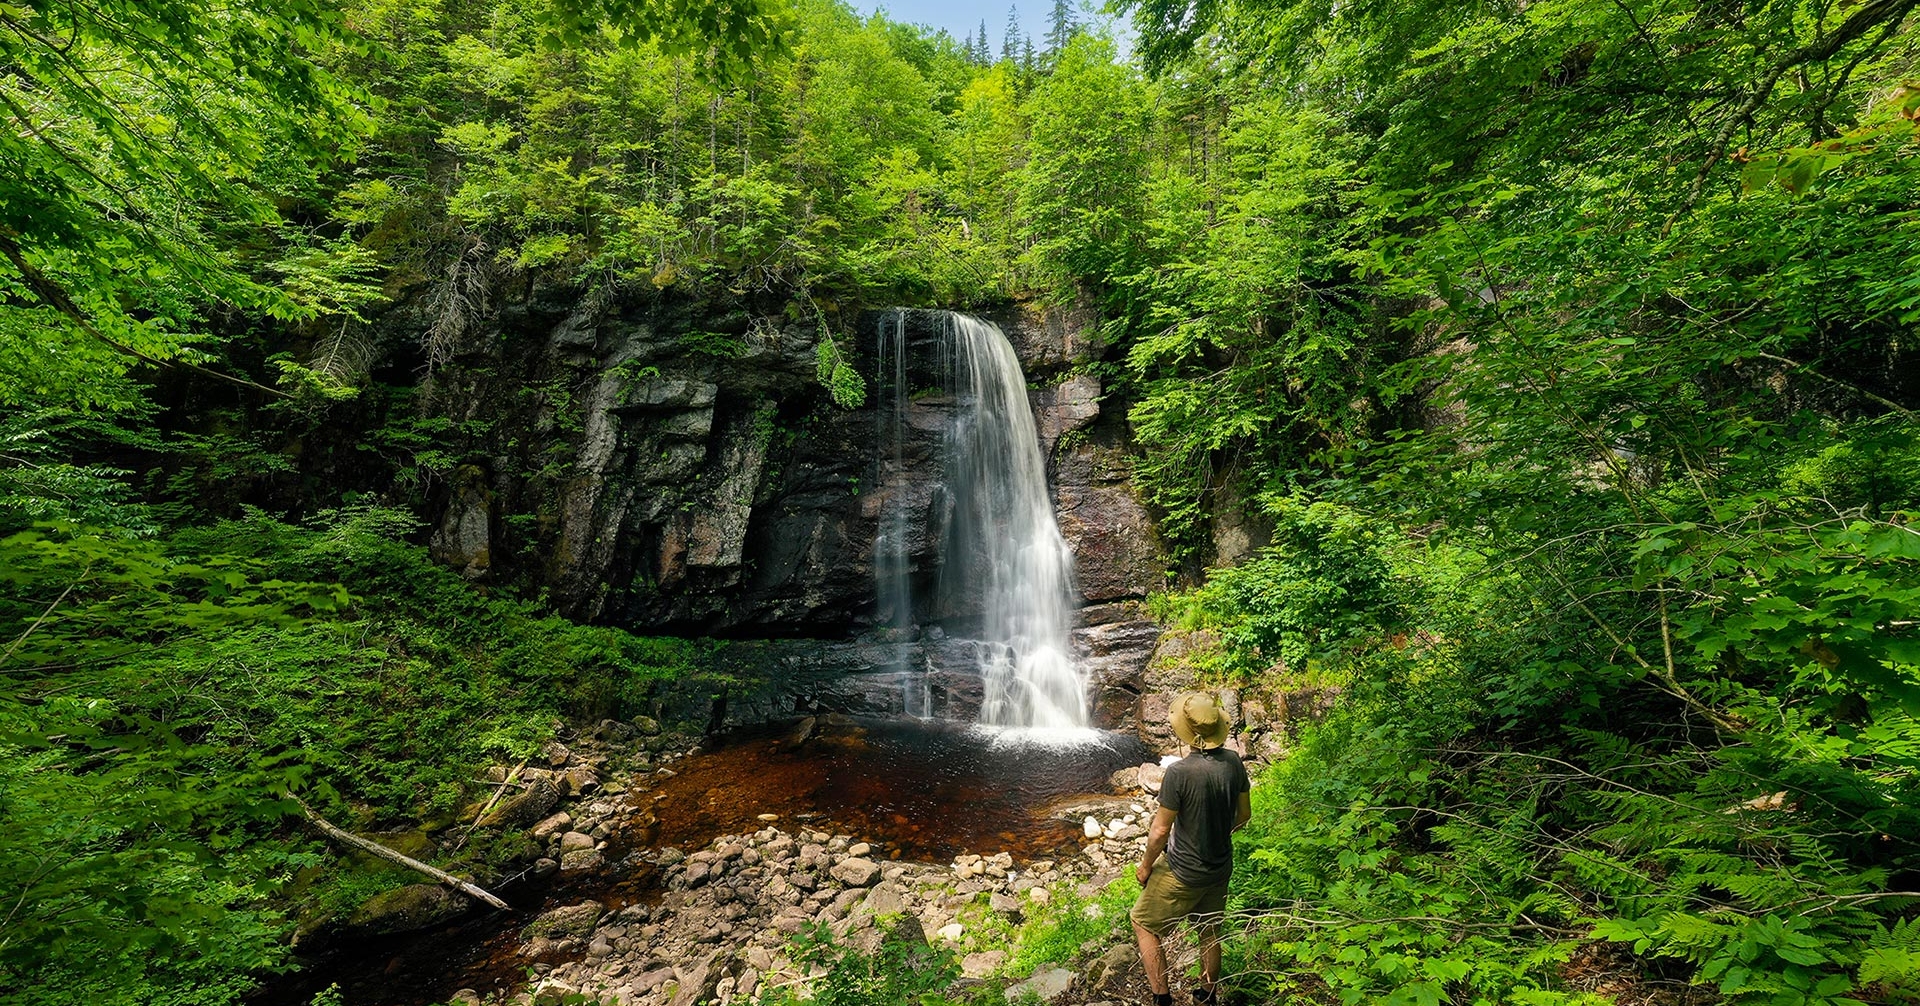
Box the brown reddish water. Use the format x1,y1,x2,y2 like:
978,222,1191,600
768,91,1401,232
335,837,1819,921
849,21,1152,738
256,716,1151,1006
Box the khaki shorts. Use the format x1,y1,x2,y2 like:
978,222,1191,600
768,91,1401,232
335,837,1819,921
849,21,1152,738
1129,859,1228,937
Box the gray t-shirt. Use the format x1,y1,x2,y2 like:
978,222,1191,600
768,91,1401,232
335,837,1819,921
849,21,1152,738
1159,747,1250,887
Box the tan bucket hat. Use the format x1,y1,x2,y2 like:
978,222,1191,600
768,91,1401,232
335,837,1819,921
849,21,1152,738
1169,692,1230,749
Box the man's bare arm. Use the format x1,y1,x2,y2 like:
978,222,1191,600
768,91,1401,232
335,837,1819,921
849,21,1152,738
1232,791,1252,833
1136,807,1177,885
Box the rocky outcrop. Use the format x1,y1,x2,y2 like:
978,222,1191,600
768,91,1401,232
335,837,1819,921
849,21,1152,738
1052,437,1165,604
417,294,1165,633
431,465,494,578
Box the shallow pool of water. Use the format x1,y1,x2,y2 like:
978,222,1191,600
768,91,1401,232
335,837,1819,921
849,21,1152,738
641,716,1151,860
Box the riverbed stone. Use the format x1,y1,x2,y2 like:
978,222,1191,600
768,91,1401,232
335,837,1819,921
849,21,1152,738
962,950,1006,979
525,902,604,942
561,767,599,795
668,953,720,1006
531,812,573,839
829,857,881,887
530,979,578,1006
633,966,674,992
480,777,561,829
774,909,812,934
862,882,907,918
1089,942,1139,990
560,848,603,872
340,883,469,937
1005,967,1076,1002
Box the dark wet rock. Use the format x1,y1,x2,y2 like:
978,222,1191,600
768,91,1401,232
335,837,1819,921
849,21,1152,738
531,812,572,840
993,300,1101,370
479,777,560,829
1077,618,1163,731
524,902,604,942
1031,374,1102,448
1053,440,1167,603
429,465,493,579
337,884,471,938
416,291,1162,643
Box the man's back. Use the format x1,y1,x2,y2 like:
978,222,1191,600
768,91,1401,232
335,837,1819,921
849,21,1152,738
1160,747,1249,887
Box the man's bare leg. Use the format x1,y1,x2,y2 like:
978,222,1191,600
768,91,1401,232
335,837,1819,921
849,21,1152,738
1134,919,1169,996
1199,922,1222,996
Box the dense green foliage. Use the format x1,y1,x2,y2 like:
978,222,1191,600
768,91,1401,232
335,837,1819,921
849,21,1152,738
1102,0,1920,1002
6,0,1920,1002
0,507,703,1004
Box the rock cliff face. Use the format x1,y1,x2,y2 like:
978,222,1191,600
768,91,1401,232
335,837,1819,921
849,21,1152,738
419,292,1169,730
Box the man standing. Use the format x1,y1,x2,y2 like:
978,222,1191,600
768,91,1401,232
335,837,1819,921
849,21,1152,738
1132,692,1253,1005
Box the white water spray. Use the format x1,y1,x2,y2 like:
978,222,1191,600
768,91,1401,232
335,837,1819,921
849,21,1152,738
873,310,1087,731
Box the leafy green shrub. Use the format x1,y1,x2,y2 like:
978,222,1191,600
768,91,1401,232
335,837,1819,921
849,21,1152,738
1006,875,1142,976
1160,498,1406,678
770,919,963,1006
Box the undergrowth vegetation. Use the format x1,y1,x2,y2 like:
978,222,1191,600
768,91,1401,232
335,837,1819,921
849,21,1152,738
0,506,703,1005
1157,443,1920,1003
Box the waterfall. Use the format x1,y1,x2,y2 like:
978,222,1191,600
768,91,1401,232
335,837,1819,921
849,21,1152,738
873,311,926,717
873,310,1087,731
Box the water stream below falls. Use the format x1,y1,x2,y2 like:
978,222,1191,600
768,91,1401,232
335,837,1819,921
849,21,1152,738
875,310,1087,732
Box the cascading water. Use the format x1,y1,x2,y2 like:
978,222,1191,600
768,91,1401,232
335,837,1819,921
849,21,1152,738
872,310,1088,732
873,310,930,718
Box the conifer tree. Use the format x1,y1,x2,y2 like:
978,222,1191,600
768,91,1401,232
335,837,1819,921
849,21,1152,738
1002,5,1021,61
1045,0,1076,52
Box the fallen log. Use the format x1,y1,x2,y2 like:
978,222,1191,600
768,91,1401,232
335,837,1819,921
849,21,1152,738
454,757,531,851
294,796,510,911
